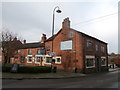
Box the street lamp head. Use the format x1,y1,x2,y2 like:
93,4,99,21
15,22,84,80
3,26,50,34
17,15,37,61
56,9,62,13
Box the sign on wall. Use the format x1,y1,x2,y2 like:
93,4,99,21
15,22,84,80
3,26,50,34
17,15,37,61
60,40,72,50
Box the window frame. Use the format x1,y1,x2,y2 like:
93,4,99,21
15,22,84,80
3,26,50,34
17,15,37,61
36,49,41,54
85,56,95,68
96,45,98,51
68,32,74,38
45,56,52,64
35,56,41,64
46,46,50,51
28,49,32,55
101,57,106,66
54,57,61,64
27,56,33,63
101,46,105,52
86,41,93,50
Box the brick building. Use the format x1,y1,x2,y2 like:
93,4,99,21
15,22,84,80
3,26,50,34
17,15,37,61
9,17,108,73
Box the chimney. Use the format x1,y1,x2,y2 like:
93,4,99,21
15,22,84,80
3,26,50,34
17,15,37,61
41,34,47,43
13,37,17,41
23,40,26,44
62,17,70,29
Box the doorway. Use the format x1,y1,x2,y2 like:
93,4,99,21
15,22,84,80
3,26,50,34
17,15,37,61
96,56,101,72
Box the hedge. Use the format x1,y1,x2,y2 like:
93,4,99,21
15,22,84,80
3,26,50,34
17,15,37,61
18,66,51,73
2,66,51,73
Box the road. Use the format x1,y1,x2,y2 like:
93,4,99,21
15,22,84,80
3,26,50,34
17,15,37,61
2,70,119,88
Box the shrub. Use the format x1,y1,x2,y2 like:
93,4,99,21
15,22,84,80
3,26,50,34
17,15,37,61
2,66,11,72
2,65,51,73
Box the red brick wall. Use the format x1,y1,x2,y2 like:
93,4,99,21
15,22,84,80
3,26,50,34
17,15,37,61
45,27,84,72
12,47,45,66
82,35,108,73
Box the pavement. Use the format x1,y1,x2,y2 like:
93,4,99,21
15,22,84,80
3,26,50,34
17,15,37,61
1,71,86,80
1,68,119,80
109,67,119,72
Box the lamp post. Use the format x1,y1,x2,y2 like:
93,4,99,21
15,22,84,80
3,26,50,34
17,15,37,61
52,6,62,52
51,6,62,72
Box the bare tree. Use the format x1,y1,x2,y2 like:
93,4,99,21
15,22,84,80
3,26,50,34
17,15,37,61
1,28,23,64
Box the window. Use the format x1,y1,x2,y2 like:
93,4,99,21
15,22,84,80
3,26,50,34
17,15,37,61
96,45,98,51
86,41,93,49
28,57,32,63
20,56,25,63
35,57,41,63
37,49,41,54
55,57,61,64
101,46,105,52
28,49,32,55
14,56,18,59
56,58,60,62
46,46,50,51
46,57,52,63
101,57,106,66
68,32,74,38
16,50,21,54
86,56,95,68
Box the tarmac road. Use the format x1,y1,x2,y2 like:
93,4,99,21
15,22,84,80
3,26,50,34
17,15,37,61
2,70,119,88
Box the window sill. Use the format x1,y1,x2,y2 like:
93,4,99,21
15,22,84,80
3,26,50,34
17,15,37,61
86,66,95,68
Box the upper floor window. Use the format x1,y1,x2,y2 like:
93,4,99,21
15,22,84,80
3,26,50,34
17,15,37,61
101,46,105,52
86,41,93,49
37,49,41,54
46,46,50,51
28,49,32,55
68,32,74,38
96,45,98,51
16,50,21,54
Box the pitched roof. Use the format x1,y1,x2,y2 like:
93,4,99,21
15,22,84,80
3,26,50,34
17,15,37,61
45,29,62,42
18,42,44,49
45,28,107,44
70,28,107,44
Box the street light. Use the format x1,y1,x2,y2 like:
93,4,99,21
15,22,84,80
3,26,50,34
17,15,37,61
52,6,62,52
51,6,62,72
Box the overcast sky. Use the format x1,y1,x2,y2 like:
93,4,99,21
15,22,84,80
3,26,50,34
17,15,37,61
1,0,119,54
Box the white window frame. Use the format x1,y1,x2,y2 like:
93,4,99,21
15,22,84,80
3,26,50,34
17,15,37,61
27,56,33,63
35,56,41,64
54,57,61,64
86,56,95,68
101,57,106,66
45,56,52,64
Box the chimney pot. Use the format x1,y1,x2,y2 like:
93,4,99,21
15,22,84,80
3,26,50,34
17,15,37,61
62,17,70,29
41,33,47,43
23,40,26,44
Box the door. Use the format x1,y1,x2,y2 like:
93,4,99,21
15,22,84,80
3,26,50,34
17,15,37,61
96,56,101,72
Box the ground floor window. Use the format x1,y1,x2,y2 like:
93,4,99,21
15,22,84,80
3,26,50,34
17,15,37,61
46,57,52,64
101,57,106,66
86,56,95,68
20,56,25,63
55,57,61,64
35,57,41,63
27,56,33,63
